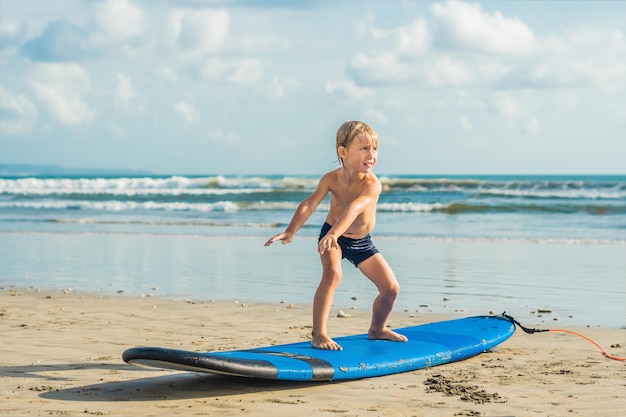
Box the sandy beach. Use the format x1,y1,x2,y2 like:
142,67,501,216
1,288,624,417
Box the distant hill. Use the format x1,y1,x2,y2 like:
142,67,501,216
0,164,153,177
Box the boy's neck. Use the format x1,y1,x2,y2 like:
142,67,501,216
341,165,369,182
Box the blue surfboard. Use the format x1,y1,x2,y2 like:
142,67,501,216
122,315,515,381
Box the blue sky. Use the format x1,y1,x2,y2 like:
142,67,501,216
1,0,625,175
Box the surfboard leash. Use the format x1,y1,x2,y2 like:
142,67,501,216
499,312,625,362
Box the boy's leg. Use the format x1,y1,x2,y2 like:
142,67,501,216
358,253,408,342
312,247,343,350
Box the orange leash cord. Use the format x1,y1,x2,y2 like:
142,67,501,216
548,328,625,361
500,313,625,362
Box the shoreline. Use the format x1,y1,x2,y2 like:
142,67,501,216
2,288,625,417
3,232,625,330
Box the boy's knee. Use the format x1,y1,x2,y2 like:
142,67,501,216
382,284,400,301
321,267,342,287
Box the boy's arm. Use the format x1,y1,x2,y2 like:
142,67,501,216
264,174,331,246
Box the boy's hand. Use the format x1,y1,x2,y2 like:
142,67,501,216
264,232,293,246
318,234,339,255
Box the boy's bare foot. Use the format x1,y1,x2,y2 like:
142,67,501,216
311,332,343,350
368,328,408,343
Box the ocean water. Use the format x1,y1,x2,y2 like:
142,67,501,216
1,174,624,327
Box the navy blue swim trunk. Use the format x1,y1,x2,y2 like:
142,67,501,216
318,222,380,267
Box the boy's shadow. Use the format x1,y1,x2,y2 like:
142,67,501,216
29,364,323,402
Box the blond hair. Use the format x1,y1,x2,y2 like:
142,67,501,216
335,121,378,165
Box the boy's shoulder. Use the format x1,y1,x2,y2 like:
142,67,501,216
322,167,343,178
318,168,342,183
321,169,381,192
365,172,382,192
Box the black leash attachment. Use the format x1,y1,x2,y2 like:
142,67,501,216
499,311,550,334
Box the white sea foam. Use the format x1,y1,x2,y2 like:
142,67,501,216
475,187,626,200
0,200,243,212
2,176,624,200
0,175,320,196
377,202,446,212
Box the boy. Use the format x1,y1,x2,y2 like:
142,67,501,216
265,120,408,350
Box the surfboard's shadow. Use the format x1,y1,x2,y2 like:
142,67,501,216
41,372,327,402
0,363,132,382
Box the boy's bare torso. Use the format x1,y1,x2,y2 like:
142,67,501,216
324,168,380,239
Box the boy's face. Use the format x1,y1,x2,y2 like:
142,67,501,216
339,133,378,173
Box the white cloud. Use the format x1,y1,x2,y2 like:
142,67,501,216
395,19,431,56
425,55,475,87
0,86,38,135
325,79,375,101
369,18,430,57
460,116,473,131
19,1,145,62
554,92,578,110
207,129,238,142
108,123,126,137
20,20,93,62
364,109,388,124
115,73,134,104
201,58,265,84
92,0,145,42
535,28,626,91
201,57,228,79
0,20,27,46
166,8,229,57
239,34,291,53
174,100,200,123
226,59,264,84
432,0,535,56
267,76,300,99
490,92,524,120
29,62,94,126
524,117,540,135
488,91,543,135
347,52,411,85
155,66,179,82
347,7,537,90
